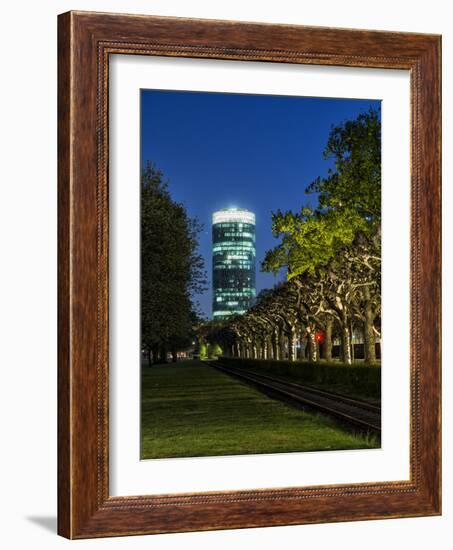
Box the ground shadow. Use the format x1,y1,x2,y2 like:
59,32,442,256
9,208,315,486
26,516,57,534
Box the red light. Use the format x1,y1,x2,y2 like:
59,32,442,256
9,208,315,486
315,330,325,344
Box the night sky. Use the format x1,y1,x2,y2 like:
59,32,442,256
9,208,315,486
141,90,380,318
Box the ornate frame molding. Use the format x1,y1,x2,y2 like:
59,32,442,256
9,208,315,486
58,11,441,538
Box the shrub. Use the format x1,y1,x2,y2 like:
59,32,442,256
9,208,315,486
217,357,381,399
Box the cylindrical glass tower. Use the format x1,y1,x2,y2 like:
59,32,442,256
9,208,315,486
212,208,256,320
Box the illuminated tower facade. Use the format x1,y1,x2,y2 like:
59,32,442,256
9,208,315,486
212,208,256,320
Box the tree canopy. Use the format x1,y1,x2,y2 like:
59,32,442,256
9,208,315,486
306,107,381,221
262,107,381,279
262,206,368,277
141,162,206,364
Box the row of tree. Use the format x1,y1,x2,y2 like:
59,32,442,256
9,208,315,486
202,108,382,365
141,163,206,365
206,229,380,364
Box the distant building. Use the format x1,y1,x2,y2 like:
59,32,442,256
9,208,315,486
212,208,256,320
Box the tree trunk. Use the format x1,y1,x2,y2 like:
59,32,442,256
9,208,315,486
266,337,272,360
307,331,317,362
147,347,152,367
159,344,168,364
295,335,301,360
262,338,268,360
341,319,352,365
279,329,286,360
363,304,376,363
272,330,279,361
244,342,249,358
252,343,258,359
245,342,251,359
152,344,159,365
234,342,240,358
351,326,355,361
299,336,307,360
171,350,177,363
323,318,333,361
287,327,296,362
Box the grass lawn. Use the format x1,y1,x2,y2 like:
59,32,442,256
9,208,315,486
141,360,379,459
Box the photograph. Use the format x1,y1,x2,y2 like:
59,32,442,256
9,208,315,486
0,0,446,544
140,89,382,459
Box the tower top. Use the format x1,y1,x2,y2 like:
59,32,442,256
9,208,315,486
212,207,255,226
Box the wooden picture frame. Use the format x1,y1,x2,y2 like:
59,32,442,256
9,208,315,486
58,10,441,539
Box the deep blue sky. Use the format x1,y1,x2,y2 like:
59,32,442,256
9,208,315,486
141,90,380,318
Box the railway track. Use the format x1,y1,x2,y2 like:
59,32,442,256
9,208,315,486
208,361,381,435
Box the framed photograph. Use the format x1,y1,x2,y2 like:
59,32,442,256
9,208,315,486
58,11,441,538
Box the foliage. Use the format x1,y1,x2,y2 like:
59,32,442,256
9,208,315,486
208,343,223,358
197,318,237,357
262,206,367,277
141,161,206,363
306,107,381,221
262,107,381,278
199,342,208,359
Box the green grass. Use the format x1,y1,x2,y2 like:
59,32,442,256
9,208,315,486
141,360,379,459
